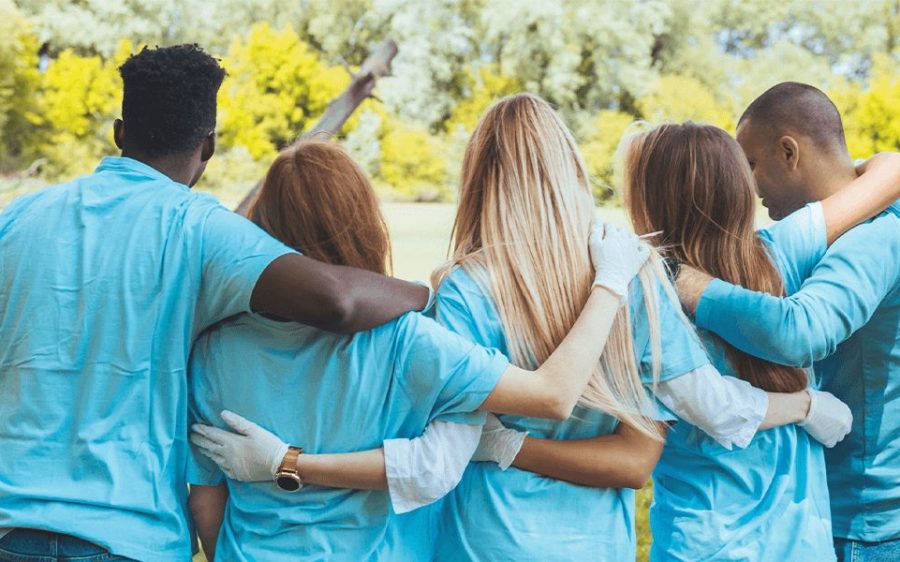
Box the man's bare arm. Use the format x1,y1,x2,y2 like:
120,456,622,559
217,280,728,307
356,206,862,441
250,254,429,335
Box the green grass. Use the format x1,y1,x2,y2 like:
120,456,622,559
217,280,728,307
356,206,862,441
381,201,630,281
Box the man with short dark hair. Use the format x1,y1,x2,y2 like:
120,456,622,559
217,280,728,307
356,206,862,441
678,82,900,561
0,45,428,561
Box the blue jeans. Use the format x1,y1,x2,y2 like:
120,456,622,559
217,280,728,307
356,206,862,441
0,529,135,562
835,537,900,562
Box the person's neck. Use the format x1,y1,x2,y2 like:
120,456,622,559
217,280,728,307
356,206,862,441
121,150,195,186
807,156,857,202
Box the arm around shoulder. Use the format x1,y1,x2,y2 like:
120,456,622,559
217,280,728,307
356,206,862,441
251,253,429,334
512,421,666,489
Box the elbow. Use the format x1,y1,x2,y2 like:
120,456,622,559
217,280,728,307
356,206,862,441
621,465,654,489
317,291,356,335
619,453,659,489
769,334,818,368
543,395,577,421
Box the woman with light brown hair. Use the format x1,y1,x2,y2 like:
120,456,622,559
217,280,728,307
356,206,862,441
621,121,900,561
184,139,651,561
429,95,844,562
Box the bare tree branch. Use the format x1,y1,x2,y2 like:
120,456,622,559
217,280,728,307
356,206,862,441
235,39,399,215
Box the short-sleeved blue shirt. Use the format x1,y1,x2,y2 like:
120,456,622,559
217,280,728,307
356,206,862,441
0,157,293,561
651,204,834,561
433,266,710,561
187,311,508,562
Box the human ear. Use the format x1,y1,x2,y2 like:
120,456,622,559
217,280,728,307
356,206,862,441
113,119,125,151
200,131,216,163
779,135,800,171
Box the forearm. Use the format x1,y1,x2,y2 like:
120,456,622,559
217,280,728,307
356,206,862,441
295,449,388,490
480,287,622,419
823,152,900,244
695,279,842,367
759,390,810,430
655,366,767,449
189,484,228,561
251,254,429,335
511,433,659,489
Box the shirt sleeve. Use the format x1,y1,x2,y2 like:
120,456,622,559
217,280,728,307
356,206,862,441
757,201,827,294
193,201,296,327
382,420,481,513
186,408,226,487
631,274,711,385
655,364,768,450
434,267,507,349
695,209,900,367
393,313,509,424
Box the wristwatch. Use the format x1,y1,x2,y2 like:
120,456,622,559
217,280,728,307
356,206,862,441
274,446,303,492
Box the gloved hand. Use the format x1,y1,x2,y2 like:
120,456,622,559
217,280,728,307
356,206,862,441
471,414,528,470
798,389,853,448
589,221,651,299
190,410,289,482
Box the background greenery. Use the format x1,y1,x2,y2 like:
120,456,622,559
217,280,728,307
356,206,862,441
1,1,897,561
1,0,899,206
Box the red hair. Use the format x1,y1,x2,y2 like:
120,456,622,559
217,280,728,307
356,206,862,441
249,141,391,275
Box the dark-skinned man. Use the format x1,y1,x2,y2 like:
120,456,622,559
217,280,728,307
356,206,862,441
678,82,900,561
0,45,429,561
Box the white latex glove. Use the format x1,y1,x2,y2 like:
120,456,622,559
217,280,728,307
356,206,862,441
471,414,528,470
190,410,289,482
589,221,651,299
798,389,853,448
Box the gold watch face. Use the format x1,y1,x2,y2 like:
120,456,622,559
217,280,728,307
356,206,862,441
275,472,302,492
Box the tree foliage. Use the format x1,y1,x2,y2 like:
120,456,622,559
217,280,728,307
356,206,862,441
217,23,350,160
5,0,900,203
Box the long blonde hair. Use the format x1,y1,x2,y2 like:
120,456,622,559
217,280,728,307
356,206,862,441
434,94,667,438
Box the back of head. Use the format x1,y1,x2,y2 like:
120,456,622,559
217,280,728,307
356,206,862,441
739,82,847,154
623,122,807,393
118,45,225,158
439,93,663,436
250,141,391,275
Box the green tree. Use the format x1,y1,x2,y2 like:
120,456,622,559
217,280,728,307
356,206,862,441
637,74,735,130
378,118,449,201
0,0,42,171
32,40,131,179
581,110,636,201
834,55,900,158
217,23,350,160
445,64,521,133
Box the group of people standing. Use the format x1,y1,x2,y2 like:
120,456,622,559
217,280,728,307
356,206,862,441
0,43,898,562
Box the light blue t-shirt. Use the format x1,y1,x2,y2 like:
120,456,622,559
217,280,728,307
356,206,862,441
650,204,834,561
187,311,509,562
432,266,710,562
0,157,293,562
696,200,900,542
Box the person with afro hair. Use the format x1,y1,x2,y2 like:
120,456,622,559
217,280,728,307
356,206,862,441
0,44,432,561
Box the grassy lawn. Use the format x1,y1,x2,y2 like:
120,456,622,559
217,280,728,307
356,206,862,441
382,201,630,281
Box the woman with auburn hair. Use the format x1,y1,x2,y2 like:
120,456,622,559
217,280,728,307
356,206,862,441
620,121,900,561
429,94,846,562
185,140,651,561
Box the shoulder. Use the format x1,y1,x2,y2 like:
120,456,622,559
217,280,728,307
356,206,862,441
437,264,487,298
831,200,900,251
758,201,825,249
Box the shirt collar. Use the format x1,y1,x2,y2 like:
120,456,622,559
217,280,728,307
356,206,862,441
94,156,189,190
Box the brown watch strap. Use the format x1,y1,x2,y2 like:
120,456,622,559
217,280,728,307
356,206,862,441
278,446,303,475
